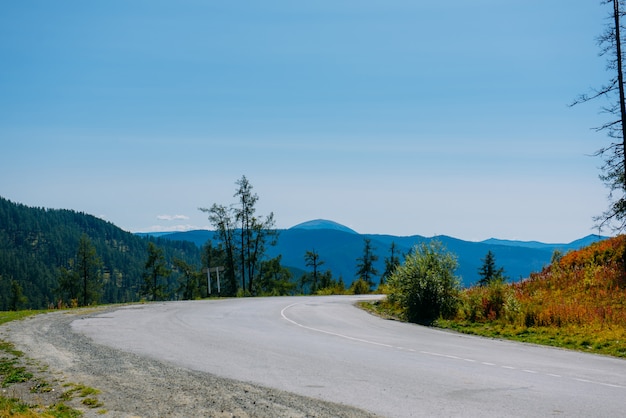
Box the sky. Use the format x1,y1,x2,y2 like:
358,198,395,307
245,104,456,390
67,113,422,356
0,1,617,243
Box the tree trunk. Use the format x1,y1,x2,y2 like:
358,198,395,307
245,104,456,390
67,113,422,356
614,0,626,190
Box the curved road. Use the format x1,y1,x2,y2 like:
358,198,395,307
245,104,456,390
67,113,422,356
72,296,626,417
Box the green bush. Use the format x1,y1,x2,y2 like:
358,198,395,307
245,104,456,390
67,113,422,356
387,241,460,323
350,278,371,295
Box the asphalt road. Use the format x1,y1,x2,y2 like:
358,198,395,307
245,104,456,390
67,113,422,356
72,296,626,417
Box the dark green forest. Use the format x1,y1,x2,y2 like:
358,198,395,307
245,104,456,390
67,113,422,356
0,196,201,310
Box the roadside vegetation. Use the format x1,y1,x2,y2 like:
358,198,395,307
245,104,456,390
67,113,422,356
367,236,626,358
0,311,103,417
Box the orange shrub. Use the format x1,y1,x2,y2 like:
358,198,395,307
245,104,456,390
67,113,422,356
455,235,626,329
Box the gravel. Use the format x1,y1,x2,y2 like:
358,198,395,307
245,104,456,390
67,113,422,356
1,306,379,417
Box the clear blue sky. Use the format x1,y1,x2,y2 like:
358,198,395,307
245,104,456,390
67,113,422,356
0,1,615,242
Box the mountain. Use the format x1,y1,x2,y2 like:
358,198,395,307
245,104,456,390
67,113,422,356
0,197,201,310
150,222,606,287
2,191,605,310
480,234,607,251
290,219,359,234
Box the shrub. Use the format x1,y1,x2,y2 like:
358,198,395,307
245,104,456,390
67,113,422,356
387,241,460,323
350,278,371,295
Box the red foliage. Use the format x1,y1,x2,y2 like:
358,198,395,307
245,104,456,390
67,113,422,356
459,236,626,328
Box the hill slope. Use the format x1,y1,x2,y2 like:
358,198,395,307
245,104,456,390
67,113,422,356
445,235,626,357
0,197,200,309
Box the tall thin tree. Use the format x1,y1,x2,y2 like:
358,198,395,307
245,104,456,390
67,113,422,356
234,175,258,293
356,238,379,290
573,0,626,232
381,242,401,285
200,204,238,294
142,242,171,301
202,175,278,296
304,249,324,293
76,234,102,306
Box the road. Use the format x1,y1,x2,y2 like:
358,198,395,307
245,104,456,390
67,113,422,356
72,296,626,417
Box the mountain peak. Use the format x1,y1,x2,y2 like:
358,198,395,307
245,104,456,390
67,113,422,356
289,219,358,234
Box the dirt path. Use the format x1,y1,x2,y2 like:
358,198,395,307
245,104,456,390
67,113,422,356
1,306,379,417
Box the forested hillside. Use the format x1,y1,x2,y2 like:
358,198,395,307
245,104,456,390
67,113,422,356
0,197,200,310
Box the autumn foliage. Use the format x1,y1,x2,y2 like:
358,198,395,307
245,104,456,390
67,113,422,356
455,236,626,329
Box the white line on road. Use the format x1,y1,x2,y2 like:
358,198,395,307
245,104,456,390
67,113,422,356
280,301,626,391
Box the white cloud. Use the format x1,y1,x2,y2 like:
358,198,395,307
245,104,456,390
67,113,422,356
156,214,190,221
145,224,208,233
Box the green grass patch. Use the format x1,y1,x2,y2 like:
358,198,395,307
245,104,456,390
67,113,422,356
47,402,83,418
0,340,23,357
0,310,84,418
1,359,33,386
0,310,45,326
0,396,80,418
435,319,626,358
360,299,626,358
0,340,34,387
357,299,404,320
62,383,103,408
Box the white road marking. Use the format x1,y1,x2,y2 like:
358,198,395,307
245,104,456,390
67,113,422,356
280,302,625,390
280,302,394,348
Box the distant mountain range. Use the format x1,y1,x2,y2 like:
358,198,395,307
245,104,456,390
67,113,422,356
3,192,607,308
141,219,608,287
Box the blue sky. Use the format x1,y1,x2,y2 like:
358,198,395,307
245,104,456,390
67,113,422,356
0,1,615,242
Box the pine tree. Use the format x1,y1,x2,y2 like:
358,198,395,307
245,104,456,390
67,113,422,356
355,238,379,290
477,250,506,286
381,242,401,285
304,249,324,293
142,242,171,301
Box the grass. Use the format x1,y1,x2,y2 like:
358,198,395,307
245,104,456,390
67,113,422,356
0,310,44,326
360,299,626,358
435,319,626,358
364,235,626,359
0,309,104,417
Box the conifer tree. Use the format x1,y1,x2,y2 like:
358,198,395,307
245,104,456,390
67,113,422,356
356,238,379,290
304,249,324,293
142,242,171,301
381,242,401,285
58,234,102,306
477,250,506,286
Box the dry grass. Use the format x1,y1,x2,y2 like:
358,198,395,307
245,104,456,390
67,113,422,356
367,235,626,357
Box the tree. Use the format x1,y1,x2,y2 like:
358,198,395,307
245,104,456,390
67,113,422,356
573,0,626,232
202,241,236,297
355,238,379,290
200,175,278,296
477,250,507,286
9,279,27,311
256,255,294,296
303,249,324,293
381,242,401,285
142,242,171,301
387,241,460,323
350,278,371,295
58,266,80,304
173,258,201,300
233,175,277,295
76,234,103,306
58,234,102,307
200,204,238,295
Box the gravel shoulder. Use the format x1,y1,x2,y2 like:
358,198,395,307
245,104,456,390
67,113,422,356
1,306,379,418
